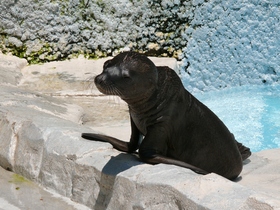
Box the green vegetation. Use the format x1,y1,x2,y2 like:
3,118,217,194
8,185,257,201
9,174,30,184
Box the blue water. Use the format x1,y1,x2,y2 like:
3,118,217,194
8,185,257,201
195,85,280,152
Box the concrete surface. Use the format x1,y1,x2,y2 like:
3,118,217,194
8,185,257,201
0,53,280,209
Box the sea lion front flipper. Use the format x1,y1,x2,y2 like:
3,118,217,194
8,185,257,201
81,133,131,152
82,117,141,153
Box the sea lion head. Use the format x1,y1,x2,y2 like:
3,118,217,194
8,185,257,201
94,52,158,102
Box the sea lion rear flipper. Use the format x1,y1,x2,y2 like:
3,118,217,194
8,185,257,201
139,151,208,175
235,140,251,161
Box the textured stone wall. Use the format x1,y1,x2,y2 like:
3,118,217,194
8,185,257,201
0,0,190,62
0,0,279,92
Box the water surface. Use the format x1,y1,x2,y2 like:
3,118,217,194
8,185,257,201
195,85,280,152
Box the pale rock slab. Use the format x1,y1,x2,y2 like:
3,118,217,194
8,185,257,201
0,54,280,209
0,167,90,210
19,55,178,96
0,53,27,85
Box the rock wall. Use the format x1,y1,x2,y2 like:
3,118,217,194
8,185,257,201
0,0,279,92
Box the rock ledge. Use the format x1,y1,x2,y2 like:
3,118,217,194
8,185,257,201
0,54,279,210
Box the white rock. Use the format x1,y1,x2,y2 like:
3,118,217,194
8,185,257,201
0,53,27,85
0,54,280,210
18,56,178,96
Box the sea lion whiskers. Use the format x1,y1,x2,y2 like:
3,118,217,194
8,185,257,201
84,74,98,92
110,85,122,97
101,82,121,96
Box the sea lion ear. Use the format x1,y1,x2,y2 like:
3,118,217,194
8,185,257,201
154,67,159,83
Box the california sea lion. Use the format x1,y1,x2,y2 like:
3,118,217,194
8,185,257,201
82,52,251,180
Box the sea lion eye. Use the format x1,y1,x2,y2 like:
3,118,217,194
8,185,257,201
122,70,130,79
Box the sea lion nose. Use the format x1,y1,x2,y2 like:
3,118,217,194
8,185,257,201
94,74,107,85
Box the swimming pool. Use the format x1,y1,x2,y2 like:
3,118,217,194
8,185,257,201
195,84,280,152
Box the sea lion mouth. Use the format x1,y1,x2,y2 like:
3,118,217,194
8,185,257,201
95,78,147,103
94,75,122,96
95,80,121,96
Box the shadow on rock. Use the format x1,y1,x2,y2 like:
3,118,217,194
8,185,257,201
95,153,142,210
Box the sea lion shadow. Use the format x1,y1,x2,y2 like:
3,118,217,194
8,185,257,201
94,153,142,209
243,158,251,165
234,158,252,183
102,153,142,175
